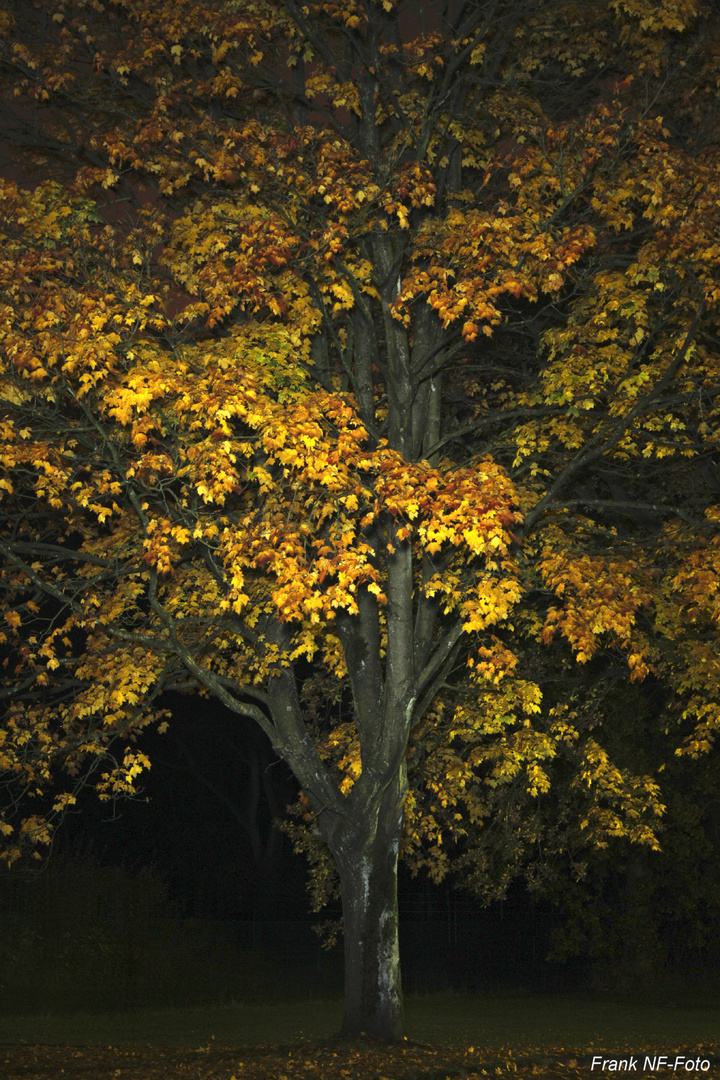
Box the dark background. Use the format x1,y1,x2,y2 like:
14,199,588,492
2,689,719,1016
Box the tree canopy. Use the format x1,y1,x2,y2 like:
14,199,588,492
1,0,719,1039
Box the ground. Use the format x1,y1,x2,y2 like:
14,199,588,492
2,1037,719,1080
1,996,718,1079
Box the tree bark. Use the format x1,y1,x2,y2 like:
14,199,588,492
331,772,406,1041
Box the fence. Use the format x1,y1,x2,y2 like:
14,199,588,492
0,860,579,1014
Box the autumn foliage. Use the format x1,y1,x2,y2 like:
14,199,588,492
1,0,720,1039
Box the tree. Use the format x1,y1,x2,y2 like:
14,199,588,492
547,680,720,997
1,0,719,1040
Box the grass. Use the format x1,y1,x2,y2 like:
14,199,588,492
1,995,718,1080
0,991,718,1050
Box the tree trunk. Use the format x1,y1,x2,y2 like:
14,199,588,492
332,778,406,1040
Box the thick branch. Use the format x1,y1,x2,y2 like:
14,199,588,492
557,499,704,528
415,617,466,704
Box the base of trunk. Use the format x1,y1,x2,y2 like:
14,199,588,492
336,787,405,1041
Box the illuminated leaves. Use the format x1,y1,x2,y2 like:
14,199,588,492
1,0,718,897
0,246,523,857
539,552,654,666
394,209,595,337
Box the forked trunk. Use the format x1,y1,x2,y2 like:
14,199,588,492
333,782,405,1040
